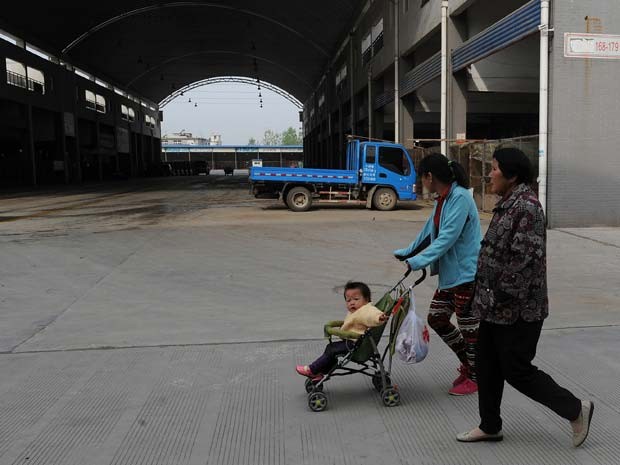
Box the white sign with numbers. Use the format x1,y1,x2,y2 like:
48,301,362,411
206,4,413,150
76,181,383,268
564,33,620,59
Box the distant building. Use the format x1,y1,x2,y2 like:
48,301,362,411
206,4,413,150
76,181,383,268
209,134,222,146
162,130,209,145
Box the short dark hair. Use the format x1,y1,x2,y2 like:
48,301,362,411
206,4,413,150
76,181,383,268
344,281,371,301
493,147,533,184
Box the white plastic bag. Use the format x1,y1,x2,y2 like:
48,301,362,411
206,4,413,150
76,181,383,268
395,290,430,364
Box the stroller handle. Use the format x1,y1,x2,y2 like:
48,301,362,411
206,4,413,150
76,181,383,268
390,268,426,293
413,268,427,287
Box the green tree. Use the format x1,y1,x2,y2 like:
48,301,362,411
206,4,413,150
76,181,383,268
248,137,257,145
281,126,302,145
262,129,282,146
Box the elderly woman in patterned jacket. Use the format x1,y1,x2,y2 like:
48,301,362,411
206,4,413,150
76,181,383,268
456,148,594,448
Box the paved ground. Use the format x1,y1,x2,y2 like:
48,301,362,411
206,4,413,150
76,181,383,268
1,176,619,465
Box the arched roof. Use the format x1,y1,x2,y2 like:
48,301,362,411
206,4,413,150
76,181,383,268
1,1,363,103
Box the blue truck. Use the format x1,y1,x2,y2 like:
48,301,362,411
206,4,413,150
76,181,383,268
249,139,417,212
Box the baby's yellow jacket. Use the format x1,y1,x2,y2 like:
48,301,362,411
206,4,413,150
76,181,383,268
340,303,385,336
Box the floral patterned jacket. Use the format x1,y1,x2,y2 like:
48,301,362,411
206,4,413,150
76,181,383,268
472,183,548,324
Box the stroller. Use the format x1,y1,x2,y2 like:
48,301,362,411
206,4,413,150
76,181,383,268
304,269,426,412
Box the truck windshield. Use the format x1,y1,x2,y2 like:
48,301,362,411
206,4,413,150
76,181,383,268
379,146,410,175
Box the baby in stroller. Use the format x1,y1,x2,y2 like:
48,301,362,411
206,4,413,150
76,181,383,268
295,270,425,412
296,281,387,380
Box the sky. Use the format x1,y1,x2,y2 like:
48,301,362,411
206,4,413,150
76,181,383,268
160,81,302,145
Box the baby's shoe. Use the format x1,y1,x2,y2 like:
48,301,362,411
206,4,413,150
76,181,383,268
296,365,316,377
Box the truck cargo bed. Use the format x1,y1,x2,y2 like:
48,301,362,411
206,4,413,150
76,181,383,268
250,167,358,185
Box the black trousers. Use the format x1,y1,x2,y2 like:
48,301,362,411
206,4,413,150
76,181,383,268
477,319,582,434
309,340,356,374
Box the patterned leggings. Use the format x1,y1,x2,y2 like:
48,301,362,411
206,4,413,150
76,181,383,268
427,282,479,381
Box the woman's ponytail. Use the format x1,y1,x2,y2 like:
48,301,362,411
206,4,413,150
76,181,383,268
448,160,469,189
419,153,469,189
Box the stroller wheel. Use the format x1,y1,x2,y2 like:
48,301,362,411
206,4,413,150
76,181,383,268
305,378,324,393
381,387,400,407
308,392,328,412
372,374,391,393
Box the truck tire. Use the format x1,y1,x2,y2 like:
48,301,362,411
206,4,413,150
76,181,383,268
373,187,397,211
286,186,313,212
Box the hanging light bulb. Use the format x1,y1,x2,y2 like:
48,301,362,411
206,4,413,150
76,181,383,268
188,98,192,103
194,103,198,107
258,92,262,98
181,91,184,96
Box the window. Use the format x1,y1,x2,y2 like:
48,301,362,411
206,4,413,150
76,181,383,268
366,146,376,164
26,44,53,61
145,115,156,129
372,19,384,56
95,94,106,113
26,66,45,94
0,29,18,46
379,146,409,175
75,68,93,80
361,19,384,65
335,64,347,90
361,33,372,66
85,90,106,113
5,58,27,89
85,90,96,110
121,105,135,122
5,60,46,94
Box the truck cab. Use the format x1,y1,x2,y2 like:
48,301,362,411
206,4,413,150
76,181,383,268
351,140,416,201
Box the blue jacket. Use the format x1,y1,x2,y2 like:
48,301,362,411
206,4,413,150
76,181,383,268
394,183,481,290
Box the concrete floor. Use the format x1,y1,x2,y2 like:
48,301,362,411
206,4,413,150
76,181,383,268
0,176,619,464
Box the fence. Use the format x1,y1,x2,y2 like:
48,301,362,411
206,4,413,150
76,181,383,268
162,150,304,175
409,135,539,211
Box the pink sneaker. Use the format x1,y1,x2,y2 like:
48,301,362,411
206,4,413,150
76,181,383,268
296,365,323,381
452,365,469,387
449,378,478,396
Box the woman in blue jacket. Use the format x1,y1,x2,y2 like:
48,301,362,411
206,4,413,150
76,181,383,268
394,153,481,395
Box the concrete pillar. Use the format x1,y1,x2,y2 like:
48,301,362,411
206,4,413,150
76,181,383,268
374,109,385,140
447,14,468,145
128,128,136,177
349,36,356,136
74,118,83,183
26,104,37,186
338,105,344,168
70,82,83,183
367,69,373,140
401,96,415,148
59,113,69,184
95,121,103,181
449,72,468,143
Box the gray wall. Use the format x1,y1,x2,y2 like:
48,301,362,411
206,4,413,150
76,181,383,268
548,0,620,227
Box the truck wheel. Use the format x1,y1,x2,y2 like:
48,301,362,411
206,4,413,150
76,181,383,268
373,188,397,211
286,187,313,212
